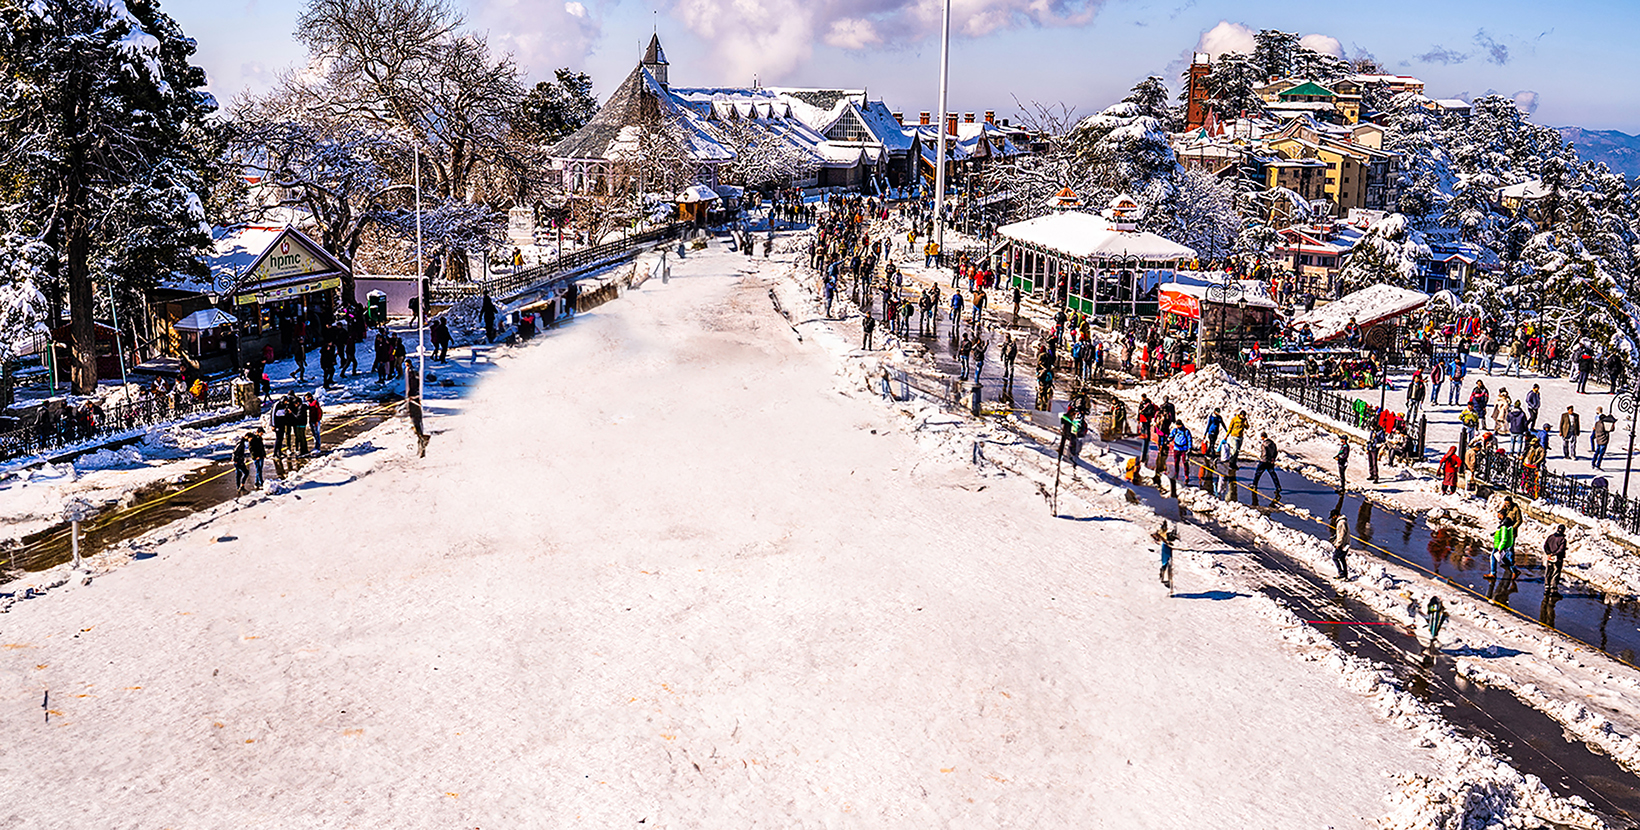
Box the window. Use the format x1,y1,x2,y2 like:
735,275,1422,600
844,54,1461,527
1343,177,1350,184
1326,177,1336,186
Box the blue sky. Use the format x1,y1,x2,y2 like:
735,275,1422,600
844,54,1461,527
173,0,1640,133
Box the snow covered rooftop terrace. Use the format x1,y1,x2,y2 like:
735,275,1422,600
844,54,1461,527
1292,283,1430,343
997,212,1197,262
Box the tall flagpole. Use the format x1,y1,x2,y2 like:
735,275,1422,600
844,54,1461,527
415,148,426,424
932,0,952,260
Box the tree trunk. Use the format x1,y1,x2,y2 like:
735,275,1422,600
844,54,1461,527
67,209,99,395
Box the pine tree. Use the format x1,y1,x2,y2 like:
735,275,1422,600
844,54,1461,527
0,0,218,393
1337,213,1430,294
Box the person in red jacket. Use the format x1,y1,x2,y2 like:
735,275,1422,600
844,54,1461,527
1439,446,1461,495
305,393,323,453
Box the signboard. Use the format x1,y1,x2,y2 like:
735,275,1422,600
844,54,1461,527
1159,290,1200,320
234,277,341,306
250,234,326,283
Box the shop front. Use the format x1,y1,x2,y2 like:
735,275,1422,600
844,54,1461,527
1158,280,1281,367
211,226,351,362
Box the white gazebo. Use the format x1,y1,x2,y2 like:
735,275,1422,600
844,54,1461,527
996,198,1197,317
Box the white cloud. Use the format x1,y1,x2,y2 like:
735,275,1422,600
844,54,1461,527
665,0,1102,85
1299,33,1343,58
1195,20,1254,58
465,0,602,79
824,18,883,50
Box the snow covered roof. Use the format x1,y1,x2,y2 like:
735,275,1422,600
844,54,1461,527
997,212,1197,262
1498,179,1548,200
676,184,719,203
856,101,915,152
172,308,239,331
1292,284,1430,343
549,65,732,163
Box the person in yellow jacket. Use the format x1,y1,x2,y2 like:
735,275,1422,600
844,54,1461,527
1227,408,1248,459
924,240,940,269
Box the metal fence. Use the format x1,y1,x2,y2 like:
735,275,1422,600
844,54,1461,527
1469,446,1640,535
0,382,238,464
1223,360,1429,459
432,223,686,304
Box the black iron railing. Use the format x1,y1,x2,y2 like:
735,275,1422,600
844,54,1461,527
0,382,238,464
431,223,687,304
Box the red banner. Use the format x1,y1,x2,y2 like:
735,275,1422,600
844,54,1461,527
1159,290,1200,320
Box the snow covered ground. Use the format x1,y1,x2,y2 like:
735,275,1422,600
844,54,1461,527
0,243,1532,828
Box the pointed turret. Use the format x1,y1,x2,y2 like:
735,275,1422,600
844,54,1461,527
642,34,669,87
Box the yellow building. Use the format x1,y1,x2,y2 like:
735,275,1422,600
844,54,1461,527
1266,135,1374,215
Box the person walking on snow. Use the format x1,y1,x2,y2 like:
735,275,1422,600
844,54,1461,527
233,433,252,493
1228,408,1248,459
1439,446,1461,495
1153,520,1177,595
1592,406,1615,469
1252,432,1281,498
305,394,323,453
1333,434,1350,492
1366,423,1384,483
1447,356,1466,406
1560,405,1581,460
861,314,876,350
1542,524,1568,597
1330,512,1351,579
1169,420,1193,484
248,428,266,487
1525,384,1541,431
1487,496,1523,579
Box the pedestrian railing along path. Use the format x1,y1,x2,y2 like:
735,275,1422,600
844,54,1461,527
1229,358,1640,535
0,383,238,465
431,223,687,304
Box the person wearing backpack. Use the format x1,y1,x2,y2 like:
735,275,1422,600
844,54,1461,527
1169,420,1193,484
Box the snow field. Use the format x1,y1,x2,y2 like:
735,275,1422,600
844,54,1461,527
770,244,1620,826
3,246,1432,828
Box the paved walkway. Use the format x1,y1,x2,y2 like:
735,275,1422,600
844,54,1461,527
1386,356,1635,487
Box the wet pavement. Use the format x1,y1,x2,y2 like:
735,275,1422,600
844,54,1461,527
873,292,1640,823
3,404,397,579
1119,461,1640,827
1110,438,1640,672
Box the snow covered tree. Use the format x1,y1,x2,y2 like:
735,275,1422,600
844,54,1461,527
1141,169,1241,264
289,0,526,280
0,0,218,392
1072,84,1179,198
0,214,50,407
1336,213,1431,294
978,100,1097,224
1382,93,1453,228
1442,170,1504,247
1195,52,1265,120
716,118,819,191
1235,223,1280,273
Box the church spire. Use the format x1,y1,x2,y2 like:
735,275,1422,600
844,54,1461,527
642,33,668,87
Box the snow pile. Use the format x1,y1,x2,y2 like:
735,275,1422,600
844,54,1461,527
73,446,143,470
1141,365,1330,447
142,424,232,459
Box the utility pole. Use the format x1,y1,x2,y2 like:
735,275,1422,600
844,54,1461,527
932,0,952,263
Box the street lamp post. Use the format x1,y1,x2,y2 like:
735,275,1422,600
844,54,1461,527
1616,385,1640,502
931,0,952,263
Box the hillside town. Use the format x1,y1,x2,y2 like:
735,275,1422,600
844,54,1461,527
3,2,1640,828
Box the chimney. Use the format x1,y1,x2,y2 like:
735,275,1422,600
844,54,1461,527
964,112,975,124
984,111,995,124
892,112,904,125
1001,118,1010,127
946,113,958,136
919,111,931,125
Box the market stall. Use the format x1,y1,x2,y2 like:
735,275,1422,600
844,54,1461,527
1156,279,1281,368
209,225,350,362
1292,283,1429,348
995,195,1197,319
